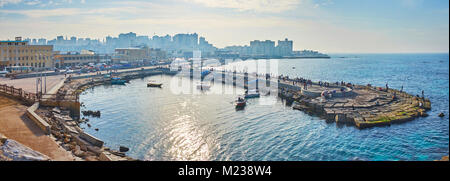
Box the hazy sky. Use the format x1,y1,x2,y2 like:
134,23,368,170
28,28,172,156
0,0,448,53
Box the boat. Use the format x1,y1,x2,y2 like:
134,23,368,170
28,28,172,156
147,81,163,87
235,98,246,108
244,89,260,98
111,77,126,85
196,83,210,90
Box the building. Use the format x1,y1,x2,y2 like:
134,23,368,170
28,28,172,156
276,38,293,57
113,47,150,64
172,33,198,50
0,37,53,70
250,40,275,57
53,51,101,68
149,48,167,62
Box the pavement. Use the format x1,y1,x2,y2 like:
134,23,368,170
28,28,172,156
0,95,74,161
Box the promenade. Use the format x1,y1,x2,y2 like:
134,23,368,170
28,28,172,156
0,96,74,160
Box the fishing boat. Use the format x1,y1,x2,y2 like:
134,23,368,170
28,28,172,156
196,82,210,90
147,81,163,87
111,77,126,85
235,97,246,108
244,89,260,98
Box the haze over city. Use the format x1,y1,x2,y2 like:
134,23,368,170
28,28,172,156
0,0,449,53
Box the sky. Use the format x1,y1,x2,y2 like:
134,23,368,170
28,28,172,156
0,0,448,53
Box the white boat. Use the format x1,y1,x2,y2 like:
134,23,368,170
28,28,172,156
244,89,260,98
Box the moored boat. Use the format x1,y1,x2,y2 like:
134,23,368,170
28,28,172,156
147,82,163,87
111,77,126,85
244,89,260,98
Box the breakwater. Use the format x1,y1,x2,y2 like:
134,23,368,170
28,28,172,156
180,69,431,129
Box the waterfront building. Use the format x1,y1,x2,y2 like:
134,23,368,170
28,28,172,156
113,47,151,64
0,37,53,70
149,48,167,62
53,51,101,68
276,38,293,57
250,40,275,57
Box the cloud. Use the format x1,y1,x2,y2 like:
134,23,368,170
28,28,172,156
187,0,301,13
0,0,22,7
25,0,41,6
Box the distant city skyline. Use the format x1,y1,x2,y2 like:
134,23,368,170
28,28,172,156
0,0,449,53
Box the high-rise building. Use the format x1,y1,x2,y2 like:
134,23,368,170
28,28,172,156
250,40,275,57
173,33,198,50
276,38,293,57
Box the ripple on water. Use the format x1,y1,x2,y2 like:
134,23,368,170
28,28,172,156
80,54,449,161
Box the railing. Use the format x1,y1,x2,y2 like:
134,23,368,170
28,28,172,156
0,84,38,102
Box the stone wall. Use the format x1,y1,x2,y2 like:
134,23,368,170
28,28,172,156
26,102,51,135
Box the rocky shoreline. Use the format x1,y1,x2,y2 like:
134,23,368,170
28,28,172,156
35,76,140,161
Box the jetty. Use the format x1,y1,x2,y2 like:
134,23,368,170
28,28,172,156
196,69,431,129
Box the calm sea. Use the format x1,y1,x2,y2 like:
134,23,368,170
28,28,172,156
79,53,449,161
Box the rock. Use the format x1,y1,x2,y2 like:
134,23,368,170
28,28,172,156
119,146,129,152
98,152,112,161
0,139,50,161
111,151,126,157
82,110,101,118
87,146,102,155
51,107,61,114
70,141,77,146
63,137,71,144
80,144,88,152
69,144,76,151
61,144,71,150
84,155,98,161
0,133,7,144
438,112,445,117
73,149,84,157
420,111,428,117
94,128,99,131
75,145,81,152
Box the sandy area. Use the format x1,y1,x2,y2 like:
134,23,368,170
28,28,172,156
0,95,74,161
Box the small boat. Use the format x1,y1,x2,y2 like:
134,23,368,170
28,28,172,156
244,89,260,99
147,81,162,87
111,77,126,85
235,98,246,108
196,83,210,90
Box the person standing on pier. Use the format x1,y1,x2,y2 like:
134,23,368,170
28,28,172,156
422,90,425,99
385,83,389,92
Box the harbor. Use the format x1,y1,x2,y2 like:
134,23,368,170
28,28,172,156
1,54,448,161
